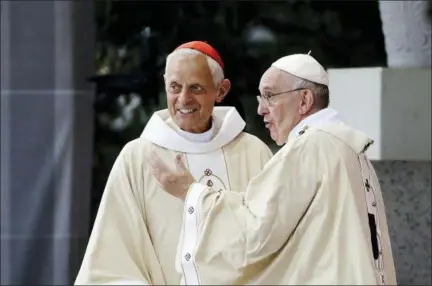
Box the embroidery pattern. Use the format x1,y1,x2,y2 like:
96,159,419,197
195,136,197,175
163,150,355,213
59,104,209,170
197,168,227,190
359,156,386,285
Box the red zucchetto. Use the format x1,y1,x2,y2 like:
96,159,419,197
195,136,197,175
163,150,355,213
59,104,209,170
175,41,224,69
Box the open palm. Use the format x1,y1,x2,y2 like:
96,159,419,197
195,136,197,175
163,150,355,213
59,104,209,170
149,153,196,200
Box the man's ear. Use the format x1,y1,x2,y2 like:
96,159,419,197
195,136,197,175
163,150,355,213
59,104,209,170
215,79,231,103
299,89,315,115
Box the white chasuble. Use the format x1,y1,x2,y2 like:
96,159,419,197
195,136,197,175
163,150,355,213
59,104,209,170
176,109,397,285
74,107,273,285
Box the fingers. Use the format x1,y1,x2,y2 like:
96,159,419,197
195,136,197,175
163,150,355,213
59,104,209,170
149,152,183,183
149,157,170,186
149,153,167,182
149,154,158,175
149,152,168,172
149,152,189,187
175,154,187,172
149,152,161,167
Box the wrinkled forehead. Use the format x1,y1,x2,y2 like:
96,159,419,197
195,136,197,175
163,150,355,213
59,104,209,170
259,67,292,92
165,53,212,83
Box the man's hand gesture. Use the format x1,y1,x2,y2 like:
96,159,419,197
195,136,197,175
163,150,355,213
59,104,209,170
149,153,196,200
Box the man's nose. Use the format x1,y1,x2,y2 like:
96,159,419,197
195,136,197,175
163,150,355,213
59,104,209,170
178,90,193,104
257,100,268,116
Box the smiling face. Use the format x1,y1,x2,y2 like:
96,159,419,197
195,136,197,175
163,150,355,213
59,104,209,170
164,52,230,133
257,67,305,145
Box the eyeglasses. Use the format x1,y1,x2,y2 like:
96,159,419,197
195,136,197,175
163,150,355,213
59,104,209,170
256,88,306,107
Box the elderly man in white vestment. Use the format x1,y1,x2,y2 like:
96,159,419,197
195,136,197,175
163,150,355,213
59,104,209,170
151,53,398,285
74,41,273,285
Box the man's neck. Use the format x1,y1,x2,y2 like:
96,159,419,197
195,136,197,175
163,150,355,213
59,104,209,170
177,119,214,143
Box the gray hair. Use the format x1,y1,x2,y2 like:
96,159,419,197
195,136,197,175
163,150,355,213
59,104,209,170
165,48,224,87
292,76,330,108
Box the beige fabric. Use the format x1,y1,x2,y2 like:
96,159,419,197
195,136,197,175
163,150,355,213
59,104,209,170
288,107,341,142
74,107,273,285
179,122,397,285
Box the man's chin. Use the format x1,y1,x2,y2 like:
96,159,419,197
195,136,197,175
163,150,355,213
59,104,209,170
177,122,194,132
269,132,281,146
176,118,211,134
270,132,286,146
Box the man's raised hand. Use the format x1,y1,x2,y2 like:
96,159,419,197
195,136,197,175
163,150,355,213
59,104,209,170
149,153,196,200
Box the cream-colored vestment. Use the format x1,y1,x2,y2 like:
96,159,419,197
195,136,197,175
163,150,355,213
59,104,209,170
178,108,397,285
74,107,273,285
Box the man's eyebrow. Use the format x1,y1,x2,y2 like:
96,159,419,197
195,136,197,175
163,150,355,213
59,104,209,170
260,86,274,92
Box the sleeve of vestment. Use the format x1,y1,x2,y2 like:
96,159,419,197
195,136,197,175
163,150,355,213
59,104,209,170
74,143,155,285
177,139,321,283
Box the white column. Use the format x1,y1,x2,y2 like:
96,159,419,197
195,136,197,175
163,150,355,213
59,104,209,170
379,1,431,68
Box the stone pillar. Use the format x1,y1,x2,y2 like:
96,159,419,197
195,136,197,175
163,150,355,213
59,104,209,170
377,2,432,284
1,1,94,284
373,161,431,285
379,1,431,67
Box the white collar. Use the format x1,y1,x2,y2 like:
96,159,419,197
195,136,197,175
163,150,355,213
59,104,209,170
141,107,245,154
287,107,343,143
175,120,215,143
